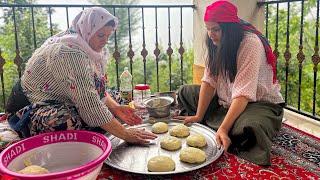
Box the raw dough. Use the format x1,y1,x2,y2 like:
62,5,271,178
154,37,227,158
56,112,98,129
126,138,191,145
186,134,207,148
152,122,168,134
18,165,49,175
147,156,175,172
160,136,182,151
179,147,206,164
169,124,190,138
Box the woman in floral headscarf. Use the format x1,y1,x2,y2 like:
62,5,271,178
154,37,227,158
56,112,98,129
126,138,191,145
176,1,284,165
6,7,156,144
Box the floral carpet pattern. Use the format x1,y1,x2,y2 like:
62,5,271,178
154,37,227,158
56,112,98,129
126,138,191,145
98,124,320,180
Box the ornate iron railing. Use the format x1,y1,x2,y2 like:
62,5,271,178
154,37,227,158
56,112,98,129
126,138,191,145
258,0,320,121
0,3,195,111
2,1,320,123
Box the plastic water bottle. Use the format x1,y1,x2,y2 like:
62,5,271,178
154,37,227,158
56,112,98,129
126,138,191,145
120,67,132,104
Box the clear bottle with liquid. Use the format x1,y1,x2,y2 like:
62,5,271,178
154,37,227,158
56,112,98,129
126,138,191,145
119,67,132,104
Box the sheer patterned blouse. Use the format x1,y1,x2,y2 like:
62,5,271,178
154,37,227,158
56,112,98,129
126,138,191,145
202,33,284,108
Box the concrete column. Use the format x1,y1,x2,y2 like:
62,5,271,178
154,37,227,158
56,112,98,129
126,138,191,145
192,0,265,84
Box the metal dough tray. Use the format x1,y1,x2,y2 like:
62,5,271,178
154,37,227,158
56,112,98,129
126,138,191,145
104,119,224,175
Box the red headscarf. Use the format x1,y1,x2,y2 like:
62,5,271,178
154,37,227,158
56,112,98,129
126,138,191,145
204,0,240,23
204,0,277,83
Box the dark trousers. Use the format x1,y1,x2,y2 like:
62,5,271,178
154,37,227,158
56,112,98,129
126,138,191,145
177,85,284,165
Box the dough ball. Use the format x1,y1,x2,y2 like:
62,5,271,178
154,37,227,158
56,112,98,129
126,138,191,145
18,165,49,175
152,122,168,134
186,134,207,148
147,156,175,172
179,147,206,164
160,136,182,151
169,124,190,138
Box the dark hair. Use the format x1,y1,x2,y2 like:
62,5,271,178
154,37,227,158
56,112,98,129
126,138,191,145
105,20,116,27
206,22,244,82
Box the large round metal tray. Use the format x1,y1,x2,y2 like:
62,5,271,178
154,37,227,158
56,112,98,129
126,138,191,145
104,119,224,175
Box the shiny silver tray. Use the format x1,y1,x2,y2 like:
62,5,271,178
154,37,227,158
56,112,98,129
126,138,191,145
104,120,224,175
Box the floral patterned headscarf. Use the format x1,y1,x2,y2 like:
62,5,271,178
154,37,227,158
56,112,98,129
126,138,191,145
71,7,118,44
43,7,118,73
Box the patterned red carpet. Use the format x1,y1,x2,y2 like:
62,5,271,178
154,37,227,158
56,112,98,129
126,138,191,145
98,123,320,179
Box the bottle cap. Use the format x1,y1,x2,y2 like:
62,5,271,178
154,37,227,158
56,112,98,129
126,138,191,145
134,84,150,90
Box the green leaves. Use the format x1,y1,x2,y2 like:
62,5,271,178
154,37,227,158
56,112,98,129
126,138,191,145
106,46,193,93
0,2,59,111
267,1,320,115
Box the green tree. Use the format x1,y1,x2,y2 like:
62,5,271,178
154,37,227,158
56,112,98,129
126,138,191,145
106,46,193,93
0,0,194,112
267,0,319,115
0,0,59,111
91,0,193,93
90,0,140,58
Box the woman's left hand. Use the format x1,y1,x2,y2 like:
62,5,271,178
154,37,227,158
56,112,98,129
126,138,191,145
216,127,231,152
110,105,142,125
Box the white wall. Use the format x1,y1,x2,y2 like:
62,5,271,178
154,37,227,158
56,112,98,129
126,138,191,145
193,0,265,66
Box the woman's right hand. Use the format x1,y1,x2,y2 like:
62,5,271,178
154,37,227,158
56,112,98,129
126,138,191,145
174,115,201,124
124,128,157,144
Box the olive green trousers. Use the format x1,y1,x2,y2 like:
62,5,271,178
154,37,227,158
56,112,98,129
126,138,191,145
177,85,284,166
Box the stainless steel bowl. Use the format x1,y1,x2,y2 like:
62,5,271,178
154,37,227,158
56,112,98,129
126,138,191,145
154,91,177,106
143,96,174,118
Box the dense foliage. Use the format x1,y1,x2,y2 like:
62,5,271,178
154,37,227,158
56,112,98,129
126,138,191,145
1,0,319,118
0,0,193,111
267,0,319,116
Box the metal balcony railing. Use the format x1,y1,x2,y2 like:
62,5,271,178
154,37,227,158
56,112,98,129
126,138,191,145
0,3,195,111
2,1,320,123
258,0,320,121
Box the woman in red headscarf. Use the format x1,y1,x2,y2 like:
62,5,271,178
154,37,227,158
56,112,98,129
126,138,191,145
176,0,284,165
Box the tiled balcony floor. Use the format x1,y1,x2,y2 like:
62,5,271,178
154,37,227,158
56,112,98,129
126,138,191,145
283,109,320,138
